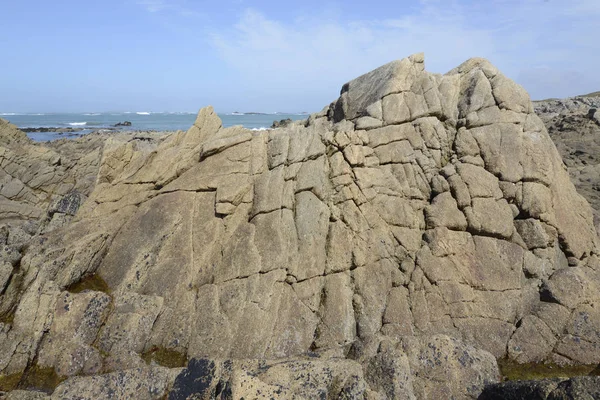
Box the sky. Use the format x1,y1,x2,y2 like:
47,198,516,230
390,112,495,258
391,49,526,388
0,0,599,113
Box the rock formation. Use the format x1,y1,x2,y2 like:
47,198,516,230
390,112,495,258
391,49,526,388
1,54,600,399
534,94,600,231
0,119,87,225
271,118,293,129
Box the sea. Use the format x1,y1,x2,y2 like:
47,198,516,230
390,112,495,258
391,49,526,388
0,112,310,142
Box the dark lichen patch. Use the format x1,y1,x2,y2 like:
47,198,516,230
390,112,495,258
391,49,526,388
498,359,600,381
66,273,110,294
17,365,65,394
168,358,218,400
0,372,23,391
142,346,187,368
0,308,16,325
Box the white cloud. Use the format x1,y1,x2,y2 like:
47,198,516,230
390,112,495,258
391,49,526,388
136,0,203,17
209,1,600,105
137,0,168,13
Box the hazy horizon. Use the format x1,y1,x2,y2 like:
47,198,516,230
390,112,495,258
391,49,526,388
2,0,599,113
0,110,312,114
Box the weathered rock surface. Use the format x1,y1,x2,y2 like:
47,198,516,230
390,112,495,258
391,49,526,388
534,94,600,233
0,122,171,324
0,119,79,224
2,55,600,398
479,376,600,400
0,120,169,230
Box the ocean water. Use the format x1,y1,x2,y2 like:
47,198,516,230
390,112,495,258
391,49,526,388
0,112,309,141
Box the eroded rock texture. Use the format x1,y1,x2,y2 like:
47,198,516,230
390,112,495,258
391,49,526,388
0,119,88,225
1,54,600,399
534,94,600,232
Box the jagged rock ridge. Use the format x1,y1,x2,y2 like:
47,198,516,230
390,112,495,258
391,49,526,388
1,54,600,399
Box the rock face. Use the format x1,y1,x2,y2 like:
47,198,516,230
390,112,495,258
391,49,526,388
0,120,167,231
0,119,84,224
534,94,600,231
2,54,600,398
0,122,171,320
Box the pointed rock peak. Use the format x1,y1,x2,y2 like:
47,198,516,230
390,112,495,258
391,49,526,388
182,105,223,147
446,57,499,79
193,106,220,128
0,118,30,145
408,52,425,64
333,53,427,122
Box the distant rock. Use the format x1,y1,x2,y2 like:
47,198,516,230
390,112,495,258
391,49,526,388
581,90,600,98
534,94,600,232
534,95,600,120
20,127,84,133
113,121,132,127
270,118,292,128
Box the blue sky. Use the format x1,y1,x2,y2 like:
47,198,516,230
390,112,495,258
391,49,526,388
1,0,598,113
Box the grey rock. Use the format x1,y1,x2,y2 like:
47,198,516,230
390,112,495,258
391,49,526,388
479,378,564,400
48,192,84,217
169,358,367,399
480,376,600,400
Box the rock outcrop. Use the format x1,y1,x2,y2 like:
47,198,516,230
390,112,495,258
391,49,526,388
534,94,600,232
2,54,600,398
0,119,83,224
271,118,293,129
0,120,167,232
0,120,102,303
0,123,171,343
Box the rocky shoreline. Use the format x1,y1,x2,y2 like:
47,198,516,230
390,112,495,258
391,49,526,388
20,121,155,142
19,127,86,134
1,54,600,399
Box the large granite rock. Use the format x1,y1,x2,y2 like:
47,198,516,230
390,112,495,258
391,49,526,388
0,119,76,224
2,54,600,398
0,121,170,322
534,94,600,233
0,119,170,230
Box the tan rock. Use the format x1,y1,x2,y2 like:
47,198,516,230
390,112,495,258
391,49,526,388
508,315,556,363
355,116,383,130
403,334,499,399
50,366,178,400
425,192,467,230
3,54,600,398
464,198,514,238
